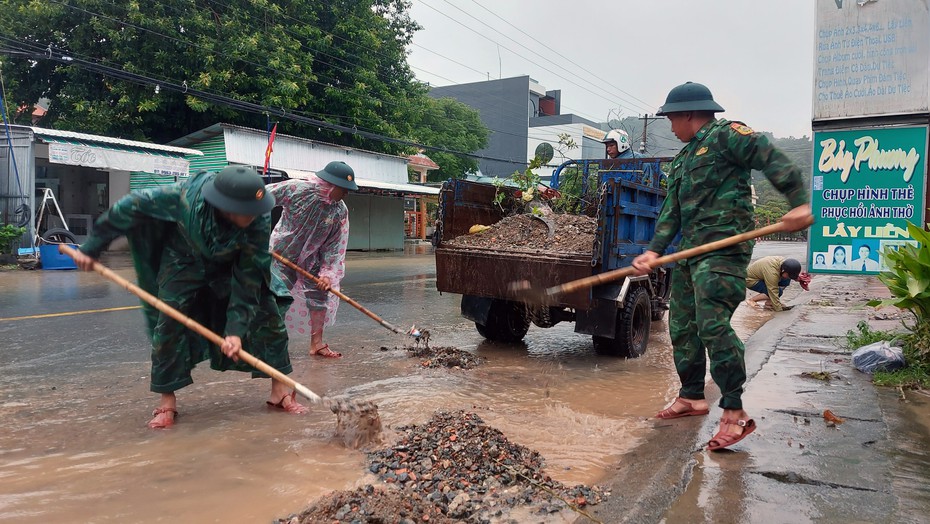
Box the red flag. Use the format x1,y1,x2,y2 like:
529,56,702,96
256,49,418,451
263,123,278,175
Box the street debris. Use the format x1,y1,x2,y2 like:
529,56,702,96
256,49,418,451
445,213,595,254
800,370,840,381
823,409,845,426
407,345,484,369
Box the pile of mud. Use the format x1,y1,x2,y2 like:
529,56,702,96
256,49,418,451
279,410,606,523
407,345,484,369
446,214,595,254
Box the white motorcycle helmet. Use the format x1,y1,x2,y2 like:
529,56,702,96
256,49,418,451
602,129,632,155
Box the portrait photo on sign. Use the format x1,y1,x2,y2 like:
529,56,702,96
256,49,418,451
813,252,829,269
828,244,849,270
850,240,880,272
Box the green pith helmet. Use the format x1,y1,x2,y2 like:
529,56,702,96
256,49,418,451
656,81,725,116
781,258,802,280
316,161,359,191
202,165,275,215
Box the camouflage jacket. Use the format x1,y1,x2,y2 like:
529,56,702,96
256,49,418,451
649,119,808,267
80,171,286,338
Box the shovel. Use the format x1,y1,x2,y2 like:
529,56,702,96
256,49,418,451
510,221,795,305
59,245,382,446
270,251,426,341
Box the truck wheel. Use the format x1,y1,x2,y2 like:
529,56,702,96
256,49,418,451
593,286,651,357
475,299,530,343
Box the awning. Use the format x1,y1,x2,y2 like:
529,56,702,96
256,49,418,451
32,127,202,177
282,169,439,196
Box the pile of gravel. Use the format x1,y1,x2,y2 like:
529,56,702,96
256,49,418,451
367,410,606,521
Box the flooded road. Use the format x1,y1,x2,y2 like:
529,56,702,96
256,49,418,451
0,243,792,523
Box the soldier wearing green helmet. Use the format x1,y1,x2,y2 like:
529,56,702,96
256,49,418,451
72,165,308,429
632,81,813,451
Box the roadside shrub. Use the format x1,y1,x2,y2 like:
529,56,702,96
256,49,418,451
0,223,26,255
866,221,930,387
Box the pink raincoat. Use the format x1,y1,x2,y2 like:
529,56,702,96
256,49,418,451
268,176,350,332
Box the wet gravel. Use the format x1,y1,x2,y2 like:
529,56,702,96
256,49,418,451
445,214,595,254
278,410,607,523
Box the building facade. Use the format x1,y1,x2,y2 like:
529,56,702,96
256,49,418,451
170,123,438,251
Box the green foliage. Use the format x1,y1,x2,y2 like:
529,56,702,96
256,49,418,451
868,222,930,324
0,0,440,157
844,320,896,350
409,97,488,180
862,222,930,386
489,133,576,210
0,224,26,254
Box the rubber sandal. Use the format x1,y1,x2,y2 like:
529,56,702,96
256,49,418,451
707,418,757,451
311,344,342,358
266,391,309,414
655,398,710,419
148,407,178,429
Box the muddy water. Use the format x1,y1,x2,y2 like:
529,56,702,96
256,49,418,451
0,251,771,523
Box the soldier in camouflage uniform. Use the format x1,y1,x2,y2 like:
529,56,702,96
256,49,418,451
632,82,812,451
73,166,308,429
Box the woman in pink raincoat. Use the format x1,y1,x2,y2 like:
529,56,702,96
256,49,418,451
269,161,358,358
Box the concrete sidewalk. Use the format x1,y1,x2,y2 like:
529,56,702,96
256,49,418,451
585,274,930,524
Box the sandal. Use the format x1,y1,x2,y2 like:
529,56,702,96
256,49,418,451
266,391,309,414
707,418,757,451
655,398,710,419
148,407,178,429
311,344,342,359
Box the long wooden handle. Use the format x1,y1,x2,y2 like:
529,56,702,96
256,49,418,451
547,221,791,298
59,244,323,404
270,251,407,336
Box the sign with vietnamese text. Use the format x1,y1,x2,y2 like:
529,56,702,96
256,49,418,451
814,0,929,120
49,142,190,177
809,125,927,274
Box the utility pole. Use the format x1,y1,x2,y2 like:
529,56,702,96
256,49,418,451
639,114,661,154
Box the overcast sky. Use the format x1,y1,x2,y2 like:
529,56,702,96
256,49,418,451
406,0,816,139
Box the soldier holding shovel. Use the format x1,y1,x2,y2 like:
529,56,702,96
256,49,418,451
71,166,308,429
632,82,812,451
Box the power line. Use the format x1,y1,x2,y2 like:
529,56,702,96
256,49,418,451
466,0,656,114
0,38,536,166
35,1,540,145
416,0,629,122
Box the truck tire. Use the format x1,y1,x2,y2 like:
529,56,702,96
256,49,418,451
41,228,78,245
475,299,530,343
593,286,651,357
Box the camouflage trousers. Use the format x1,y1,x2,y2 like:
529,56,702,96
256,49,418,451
148,245,292,394
669,255,749,410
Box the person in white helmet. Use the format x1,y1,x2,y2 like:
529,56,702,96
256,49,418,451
602,129,641,159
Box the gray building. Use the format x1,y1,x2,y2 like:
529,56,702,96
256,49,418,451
429,75,603,177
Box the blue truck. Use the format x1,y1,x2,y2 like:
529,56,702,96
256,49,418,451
433,156,674,357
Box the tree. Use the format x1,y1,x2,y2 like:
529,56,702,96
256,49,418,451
407,96,488,181
0,0,443,157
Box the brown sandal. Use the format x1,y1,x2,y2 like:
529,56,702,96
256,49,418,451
266,391,309,414
311,344,342,358
707,418,757,451
148,407,178,429
655,398,710,419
